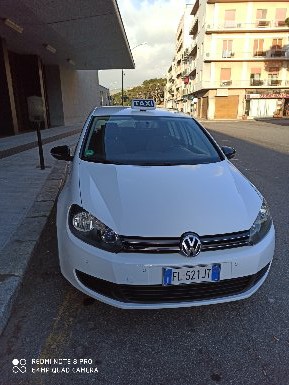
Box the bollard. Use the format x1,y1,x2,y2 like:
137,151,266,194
35,121,45,170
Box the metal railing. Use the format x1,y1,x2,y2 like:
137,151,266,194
204,49,289,60
207,20,289,30
191,79,289,90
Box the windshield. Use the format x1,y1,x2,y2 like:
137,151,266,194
81,115,222,166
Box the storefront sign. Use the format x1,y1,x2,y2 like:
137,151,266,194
246,93,289,99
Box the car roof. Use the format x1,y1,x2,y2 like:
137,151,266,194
91,105,191,119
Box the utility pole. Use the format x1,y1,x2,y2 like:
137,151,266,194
121,42,147,106
121,69,124,106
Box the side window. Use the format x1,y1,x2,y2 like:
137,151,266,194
168,119,195,147
168,120,180,140
179,120,216,156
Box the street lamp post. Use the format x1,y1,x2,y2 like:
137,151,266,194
121,42,148,106
121,69,124,106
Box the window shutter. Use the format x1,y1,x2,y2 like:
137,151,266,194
220,68,231,81
276,8,286,20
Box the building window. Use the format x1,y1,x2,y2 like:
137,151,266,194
271,39,283,57
250,68,262,86
222,40,233,57
220,68,232,86
224,10,236,28
256,9,267,19
253,39,265,56
272,38,283,49
275,8,287,26
268,68,280,86
256,9,269,26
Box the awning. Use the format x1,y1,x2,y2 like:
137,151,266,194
0,0,135,70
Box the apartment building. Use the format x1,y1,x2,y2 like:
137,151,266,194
165,0,289,119
165,5,194,113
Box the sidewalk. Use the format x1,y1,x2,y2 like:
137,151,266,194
0,125,82,334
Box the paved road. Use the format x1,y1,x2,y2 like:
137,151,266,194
0,121,288,385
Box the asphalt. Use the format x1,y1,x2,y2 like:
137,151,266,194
0,125,81,335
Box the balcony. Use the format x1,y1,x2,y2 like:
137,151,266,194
191,79,289,92
250,79,264,86
188,39,197,56
181,69,189,78
253,51,266,57
189,19,198,36
191,0,200,17
275,20,287,27
176,40,183,53
204,49,289,61
270,50,285,57
256,19,270,27
181,49,190,63
187,61,196,75
206,20,289,32
167,86,174,96
222,50,235,58
267,79,282,86
220,80,232,87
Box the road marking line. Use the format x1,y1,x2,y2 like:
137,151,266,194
35,287,82,384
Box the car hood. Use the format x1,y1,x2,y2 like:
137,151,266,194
78,160,261,237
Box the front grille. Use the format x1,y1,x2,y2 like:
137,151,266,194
121,230,250,253
76,263,269,304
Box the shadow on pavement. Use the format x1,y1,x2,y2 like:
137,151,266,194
254,118,289,127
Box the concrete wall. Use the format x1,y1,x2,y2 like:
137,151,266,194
99,85,110,106
59,68,100,126
44,65,64,127
0,39,15,136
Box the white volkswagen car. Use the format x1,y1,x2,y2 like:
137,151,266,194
51,99,275,309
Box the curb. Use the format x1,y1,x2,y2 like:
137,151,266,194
0,126,81,159
0,160,68,335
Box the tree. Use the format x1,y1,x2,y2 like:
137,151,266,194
111,78,166,106
285,17,289,27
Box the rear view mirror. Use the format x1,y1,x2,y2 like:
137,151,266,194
51,145,73,161
221,146,236,159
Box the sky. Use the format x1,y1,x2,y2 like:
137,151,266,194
98,0,190,92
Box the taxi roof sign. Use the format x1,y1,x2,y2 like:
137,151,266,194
131,99,156,110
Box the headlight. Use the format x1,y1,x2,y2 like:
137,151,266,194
69,205,122,252
249,199,272,245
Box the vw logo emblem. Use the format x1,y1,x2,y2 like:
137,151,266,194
180,233,202,257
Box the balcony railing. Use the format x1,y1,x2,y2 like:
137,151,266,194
220,80,232,87
204,49,289,60
206,20,289,31
250,79,289,87
187,61,196,74
222,50,235,58
190,18,198,36
165,78,289,96
188,39,197,56
191,79,289,91
181,69,189,78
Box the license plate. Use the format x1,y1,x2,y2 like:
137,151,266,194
163,264,221,286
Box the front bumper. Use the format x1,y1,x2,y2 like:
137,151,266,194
57,224,275,309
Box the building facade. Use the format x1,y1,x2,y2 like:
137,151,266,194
99,85,111,106
165,0,289,119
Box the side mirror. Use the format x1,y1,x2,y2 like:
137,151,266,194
51,145,73,161
221,146,236,159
